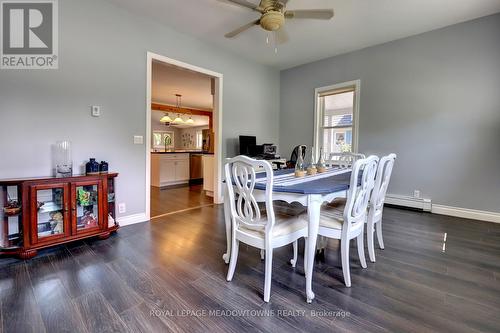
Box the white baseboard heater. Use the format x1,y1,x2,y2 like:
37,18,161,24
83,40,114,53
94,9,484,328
385,194,432,212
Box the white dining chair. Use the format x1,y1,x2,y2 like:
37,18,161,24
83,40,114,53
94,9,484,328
225,156,308,302
328,152,366,169
315,152,367,251
366,153,397,262
302,155,378,287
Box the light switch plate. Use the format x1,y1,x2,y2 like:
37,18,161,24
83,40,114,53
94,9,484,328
91,105,101,117
133,135,144,145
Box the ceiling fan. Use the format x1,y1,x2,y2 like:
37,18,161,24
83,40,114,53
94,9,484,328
220,0,334,44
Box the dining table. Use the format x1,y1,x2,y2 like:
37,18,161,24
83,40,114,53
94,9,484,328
222,166,353,303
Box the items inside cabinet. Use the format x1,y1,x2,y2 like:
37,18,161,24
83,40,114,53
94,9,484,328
0,184,22,249
107,177,117,227
36,187,65,238
76,184,99,231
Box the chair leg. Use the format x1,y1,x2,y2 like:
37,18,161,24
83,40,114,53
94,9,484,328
340,239,351,287
260,249,265,260
357,232,367,269
226,239,239,281
376,221,385,249
263,247,273,302
290,240,298,267
367,221,376,263
304,238,309,274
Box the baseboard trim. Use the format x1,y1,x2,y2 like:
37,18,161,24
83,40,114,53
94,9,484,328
431,205,500,223
117,213,148,226
385,194,432,211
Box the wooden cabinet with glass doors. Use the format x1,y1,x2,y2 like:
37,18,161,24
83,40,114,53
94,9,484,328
0,173,118,259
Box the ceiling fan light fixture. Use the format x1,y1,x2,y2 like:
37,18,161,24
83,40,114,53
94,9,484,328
222,0,334,43
260,11,284,31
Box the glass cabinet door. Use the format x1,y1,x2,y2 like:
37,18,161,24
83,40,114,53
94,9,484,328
33,184,69,242
74,181,102,233
1,185,22,249
107,177,117,228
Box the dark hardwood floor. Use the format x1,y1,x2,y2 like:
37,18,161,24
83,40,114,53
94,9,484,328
150,184,213,218
1,202,500,332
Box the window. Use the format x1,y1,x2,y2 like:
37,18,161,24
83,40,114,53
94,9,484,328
314,81,359,159
152,131,175,149
196,131,203,150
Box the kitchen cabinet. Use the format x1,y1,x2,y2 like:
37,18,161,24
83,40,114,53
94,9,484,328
151,153,190,187
203,155,214,197
176,159,190,181
160,159,176,184
190,154,203,181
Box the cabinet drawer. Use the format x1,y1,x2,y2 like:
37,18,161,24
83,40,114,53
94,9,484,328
161,154,189,160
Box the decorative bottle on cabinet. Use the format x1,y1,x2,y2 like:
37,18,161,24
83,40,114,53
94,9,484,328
99,161,109,174
85,158,100,175
54,141,73,177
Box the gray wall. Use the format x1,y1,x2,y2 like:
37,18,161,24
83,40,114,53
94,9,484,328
280,14,500,212
0,0,280,217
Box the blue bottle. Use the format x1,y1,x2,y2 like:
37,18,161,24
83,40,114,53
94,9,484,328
85,158,100,175
100,161,109,174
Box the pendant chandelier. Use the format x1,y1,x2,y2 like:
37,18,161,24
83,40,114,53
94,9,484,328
172,94,185,124
159,94,194,125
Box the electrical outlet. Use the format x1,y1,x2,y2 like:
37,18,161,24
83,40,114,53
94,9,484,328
91,105,101,117
413,190,421,199
118,203,126,214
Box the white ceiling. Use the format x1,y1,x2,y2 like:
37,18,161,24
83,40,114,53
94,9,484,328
152,60,213,110
106,0,500,69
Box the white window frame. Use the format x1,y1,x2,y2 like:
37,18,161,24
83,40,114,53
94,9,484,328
195,130,203,149
152,130,175,149
313,80,361,159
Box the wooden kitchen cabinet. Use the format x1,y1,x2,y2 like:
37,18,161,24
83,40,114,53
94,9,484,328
151,153,190,187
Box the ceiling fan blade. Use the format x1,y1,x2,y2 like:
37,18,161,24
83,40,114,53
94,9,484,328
285,9,334,20
276,27,289,45
224,19,260,38
219,0,263,12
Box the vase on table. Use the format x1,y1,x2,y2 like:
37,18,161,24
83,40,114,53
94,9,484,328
306,147,317,175
317,147,327,173
294,146,306,178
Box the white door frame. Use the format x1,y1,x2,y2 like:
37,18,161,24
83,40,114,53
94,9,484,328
313,79,361,159
146,52,224,220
